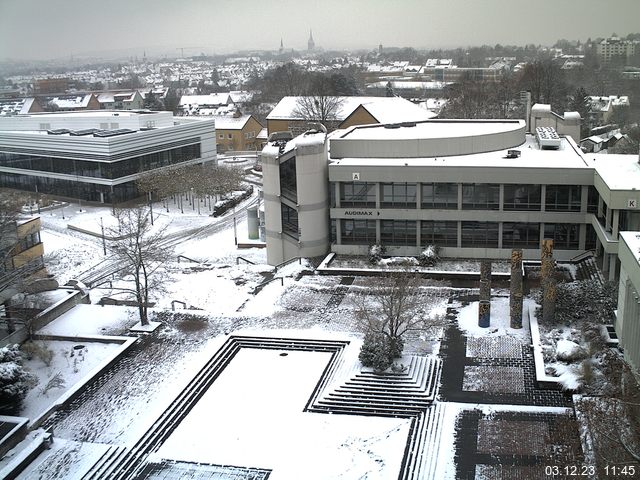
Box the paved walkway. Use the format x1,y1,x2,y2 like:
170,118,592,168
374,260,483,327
440,293,581,479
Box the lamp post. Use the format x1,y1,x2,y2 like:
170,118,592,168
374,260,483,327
100,217,107,256
148,191,154,226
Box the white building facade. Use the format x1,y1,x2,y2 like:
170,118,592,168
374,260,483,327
262,119,640,284
0,111,216,203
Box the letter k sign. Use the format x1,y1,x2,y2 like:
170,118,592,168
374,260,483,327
629,199,638,208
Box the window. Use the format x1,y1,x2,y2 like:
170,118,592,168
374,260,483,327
421,220,457,247
545,185,581,212
502,223,540,248
18,231,41,251
329,182,337,208
340,182,376,208
381,183,417,208
110,122,119,130
503,184,541,211
380,220,417,246
462,184,499,210
341,219,376,245
281,204,298,239
228,133,233,139
587,186,598,214
279,156,297,202
544,223,580,249
218,133,223,139
421,183,458,209
461,221,499,248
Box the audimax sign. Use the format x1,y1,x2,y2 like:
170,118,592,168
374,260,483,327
344,210,380,216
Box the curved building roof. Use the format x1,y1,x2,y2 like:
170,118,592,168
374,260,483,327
330,119,526,158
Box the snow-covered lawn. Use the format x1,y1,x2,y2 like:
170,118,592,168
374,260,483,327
20,339,122,420
155,348,411,480
455,296,533,342
38,304,139,336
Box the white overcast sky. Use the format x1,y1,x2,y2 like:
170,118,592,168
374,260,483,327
1,0,639,60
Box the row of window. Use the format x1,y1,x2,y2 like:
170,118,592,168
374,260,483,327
335,182,598,213
0,144,201,180
0,171,137,203
337,219,585,250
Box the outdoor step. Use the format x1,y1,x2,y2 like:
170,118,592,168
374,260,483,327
82,445,128,480
327,392,432,405
314,400,424,415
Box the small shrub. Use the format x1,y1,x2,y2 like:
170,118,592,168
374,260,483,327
40,372,65,396
581,359,594,386
359,332,393,371
21,341,54,367
0,344,38,414
368,244,386,265
418,245,440,267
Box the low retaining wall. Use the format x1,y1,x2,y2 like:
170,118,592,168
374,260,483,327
28,334,137,430
528,305,563,389
1,289,90,348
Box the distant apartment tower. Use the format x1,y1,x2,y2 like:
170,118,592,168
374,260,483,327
597,37,638,63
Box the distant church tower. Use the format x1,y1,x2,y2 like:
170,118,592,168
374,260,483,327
308,29,315,51
279,38,284,54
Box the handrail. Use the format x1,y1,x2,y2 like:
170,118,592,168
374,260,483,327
236,256,256,265
569,250,595,263
252,277,283,294
177,255,201,264
274,256,302,272
171,300,187,311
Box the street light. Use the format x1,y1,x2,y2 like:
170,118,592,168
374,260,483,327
100,217,107,255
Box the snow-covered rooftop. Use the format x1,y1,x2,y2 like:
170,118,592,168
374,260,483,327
266,96,436,123
213,114,251,130
330,134,591,170
591,153,640,191
338,119,523,141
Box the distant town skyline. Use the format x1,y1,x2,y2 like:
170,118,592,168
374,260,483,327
1,0,640,61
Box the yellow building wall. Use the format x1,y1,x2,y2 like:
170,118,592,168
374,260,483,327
267,119,292,136
339,106,378,130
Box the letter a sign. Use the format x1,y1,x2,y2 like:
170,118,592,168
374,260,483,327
352,172,360,181
629,199,638,209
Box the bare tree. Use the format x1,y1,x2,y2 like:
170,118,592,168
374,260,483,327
577,353,640,475
355,268,445,370
108,207,171,326
292,95,344,132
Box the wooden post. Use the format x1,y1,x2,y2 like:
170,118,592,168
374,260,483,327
510,249,523,328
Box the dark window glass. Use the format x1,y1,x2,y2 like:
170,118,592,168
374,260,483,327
502,222,540,248
381,183,417,209
281,203,298,239
340,219,376,245
380,220,417,246
585,225,597,250
462,184,499,210
329,182,336,208
587,186,598,214
545,185,581,212
421,183,458,209
279,156,297,202
543,223,580,249
340,182,376,208
420,220,457,247
503,184,541,211
461,221,499,248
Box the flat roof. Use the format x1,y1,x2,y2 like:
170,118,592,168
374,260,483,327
330,135,591,170
339,119,524,141
591,154,640,191
13,110,158,118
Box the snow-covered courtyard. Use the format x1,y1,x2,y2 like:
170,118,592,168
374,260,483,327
0,197,601,479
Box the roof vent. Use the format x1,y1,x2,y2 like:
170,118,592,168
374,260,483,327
535,126,561,149
506,149,521,158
